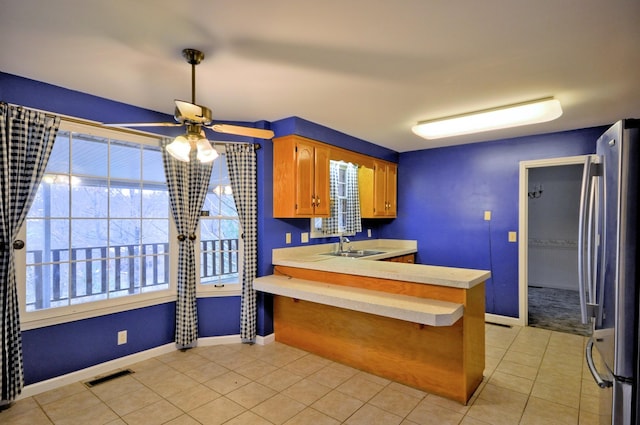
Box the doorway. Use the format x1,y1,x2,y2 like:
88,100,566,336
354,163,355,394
518,155,591,335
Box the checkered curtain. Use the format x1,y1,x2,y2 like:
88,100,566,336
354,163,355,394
345,163,362,234
225,144,258,343
321,161,341,234
322,162,362,235
161,140,213,349
0,103,60,403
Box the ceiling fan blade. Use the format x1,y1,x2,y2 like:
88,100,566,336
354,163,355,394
210,124,274,139
104,122,183,128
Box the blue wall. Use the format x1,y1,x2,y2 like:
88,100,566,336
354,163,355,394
258,116,400,335
22,303,175,384
1,72,266,384
1,70,611,384
382,128,606,317
1,72,398,384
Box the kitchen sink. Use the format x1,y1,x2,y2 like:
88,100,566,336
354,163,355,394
322,250,385,258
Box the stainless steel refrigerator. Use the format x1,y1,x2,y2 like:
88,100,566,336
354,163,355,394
579,119,639,424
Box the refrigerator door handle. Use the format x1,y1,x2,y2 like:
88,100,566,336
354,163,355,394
586,338,613,389
578,155,597,324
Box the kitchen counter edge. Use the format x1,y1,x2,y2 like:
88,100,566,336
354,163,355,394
271,240,490,289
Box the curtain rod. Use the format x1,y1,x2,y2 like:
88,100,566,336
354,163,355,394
2,101,262,150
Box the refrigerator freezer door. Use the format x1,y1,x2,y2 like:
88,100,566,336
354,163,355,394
588,120,639,425
592,121,639,379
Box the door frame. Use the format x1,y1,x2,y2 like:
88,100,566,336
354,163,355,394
516,155,589,327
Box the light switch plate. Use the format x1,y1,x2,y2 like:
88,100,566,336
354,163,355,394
301,232,309,243
484,211,491,221
508,231,517,242
285,233,291,244
367,229,372,238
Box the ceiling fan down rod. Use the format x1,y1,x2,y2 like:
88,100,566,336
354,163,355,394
182,48,204,105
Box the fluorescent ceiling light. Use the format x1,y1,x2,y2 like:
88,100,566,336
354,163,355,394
412,97,563,140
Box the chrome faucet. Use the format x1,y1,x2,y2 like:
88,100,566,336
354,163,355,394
338,235,351,253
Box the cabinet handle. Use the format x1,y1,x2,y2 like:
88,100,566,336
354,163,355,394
316,197,321,205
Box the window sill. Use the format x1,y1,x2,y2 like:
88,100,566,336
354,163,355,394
21,288,244,331
20,293,177,331
196,287,242,298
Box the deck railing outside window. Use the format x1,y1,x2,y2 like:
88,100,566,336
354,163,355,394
25,238,238,311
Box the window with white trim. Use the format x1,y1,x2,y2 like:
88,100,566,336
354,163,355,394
21,122,171,315
197,151,242,293
17,120,243,325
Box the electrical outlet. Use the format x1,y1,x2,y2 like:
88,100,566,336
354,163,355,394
117,330,127,345
367,229,372,238
285,233,291,244
508,231,517,242
484,211,492,221
301,232,309,243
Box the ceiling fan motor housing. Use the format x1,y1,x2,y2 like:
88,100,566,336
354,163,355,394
174,101,212,125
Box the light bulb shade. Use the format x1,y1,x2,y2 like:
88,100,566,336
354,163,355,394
166,135,191,162
412,98,563,140
196,138,219,163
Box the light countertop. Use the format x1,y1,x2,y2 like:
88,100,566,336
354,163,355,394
253,274,464,326
271,239,490,289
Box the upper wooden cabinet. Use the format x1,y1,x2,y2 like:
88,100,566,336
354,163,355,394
273,134,398,219
273,135,330,218
359,160,397,218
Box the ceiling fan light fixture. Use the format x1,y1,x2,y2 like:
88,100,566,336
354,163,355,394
196,138,219,163
412,97,563,140
166,135,191,162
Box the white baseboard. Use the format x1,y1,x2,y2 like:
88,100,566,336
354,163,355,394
258,333,275,345
19,343,175,399
196,333,274,346
485,313,523,327
19,333,275,400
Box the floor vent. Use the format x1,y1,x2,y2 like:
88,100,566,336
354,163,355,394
84,369,134,388
485,321,512,328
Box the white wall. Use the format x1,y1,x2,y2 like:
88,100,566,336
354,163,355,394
527,164,583,290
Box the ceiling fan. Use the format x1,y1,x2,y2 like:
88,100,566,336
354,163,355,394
107,48,274,163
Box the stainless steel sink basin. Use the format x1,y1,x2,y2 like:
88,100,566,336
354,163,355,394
322,250,385,258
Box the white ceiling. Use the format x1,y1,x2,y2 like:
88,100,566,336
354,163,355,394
2,0,639,152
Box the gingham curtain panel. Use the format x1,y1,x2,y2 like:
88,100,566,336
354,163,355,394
161,140,213,349
225,143,258,343
345,163,362,235
0,103,60,403
321,160,340,235
321,162,362,236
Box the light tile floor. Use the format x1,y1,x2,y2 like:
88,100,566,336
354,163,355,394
1,324,603,425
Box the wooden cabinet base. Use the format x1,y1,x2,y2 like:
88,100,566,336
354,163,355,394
271,266,485,405
273,289,483,404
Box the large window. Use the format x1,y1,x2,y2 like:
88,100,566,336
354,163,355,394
198,151,242,293
23,123,170,315
17,121,243,326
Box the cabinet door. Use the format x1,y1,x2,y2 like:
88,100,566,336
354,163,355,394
386,163,397,217
373,161,388,216
383,254,414,263
372,161,397,217
313,144,331,217
360,161,397,218
295,141,316,216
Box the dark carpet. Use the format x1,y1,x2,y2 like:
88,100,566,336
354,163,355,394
528,286,591,337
